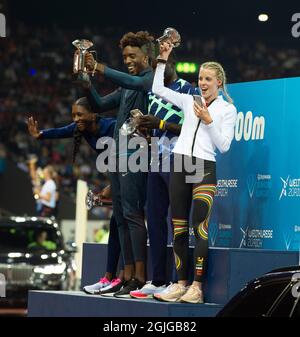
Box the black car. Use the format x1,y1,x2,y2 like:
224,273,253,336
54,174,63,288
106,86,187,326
217,265,300,317
0,216,77,307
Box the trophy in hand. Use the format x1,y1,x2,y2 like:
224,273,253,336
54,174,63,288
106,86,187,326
120,109,145,137
157,27,181,48
72,39,95,84
85,187,112,210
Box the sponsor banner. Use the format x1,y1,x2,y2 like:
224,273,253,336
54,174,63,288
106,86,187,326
209,77,300,251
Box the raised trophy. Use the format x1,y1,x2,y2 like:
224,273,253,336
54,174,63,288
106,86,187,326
157,27,181,48
120,109,145,137
72,39,95,82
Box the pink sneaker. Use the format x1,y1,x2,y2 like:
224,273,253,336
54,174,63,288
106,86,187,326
83,277,111,294
100,278,123,296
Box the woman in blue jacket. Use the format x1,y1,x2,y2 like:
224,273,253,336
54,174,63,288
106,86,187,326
27,97,124,296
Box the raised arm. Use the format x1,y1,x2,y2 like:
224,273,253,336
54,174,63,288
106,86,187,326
85,84,121,115
85,52,153,92
152,63,189,110
152,42,190,110
104,66,153,91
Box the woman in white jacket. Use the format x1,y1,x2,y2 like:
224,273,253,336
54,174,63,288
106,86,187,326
152,41,237,303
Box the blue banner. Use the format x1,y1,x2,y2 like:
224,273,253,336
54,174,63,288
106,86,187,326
209,77,300,251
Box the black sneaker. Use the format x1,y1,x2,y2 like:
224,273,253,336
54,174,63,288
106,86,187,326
99,279,124,297
113,278,145,298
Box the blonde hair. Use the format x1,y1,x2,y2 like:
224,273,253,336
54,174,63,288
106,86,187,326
44,165,57,180
200,61,233,104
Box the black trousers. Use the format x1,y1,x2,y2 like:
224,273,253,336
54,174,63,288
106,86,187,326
147,162,173,285
169,154,217,282
109,170,148,265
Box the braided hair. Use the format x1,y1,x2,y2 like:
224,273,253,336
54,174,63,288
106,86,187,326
72,125,82,163
72,97,95,163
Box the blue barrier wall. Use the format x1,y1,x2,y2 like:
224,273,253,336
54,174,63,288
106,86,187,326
208,77,300,251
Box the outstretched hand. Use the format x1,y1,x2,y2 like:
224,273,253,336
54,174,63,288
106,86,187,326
27,117,41,138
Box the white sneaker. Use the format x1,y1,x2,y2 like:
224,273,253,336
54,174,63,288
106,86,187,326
154,283,187,302
83,277,111,295
130,282,166,299
180,285,204,304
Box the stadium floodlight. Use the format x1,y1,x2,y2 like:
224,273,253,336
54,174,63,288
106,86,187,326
258,14,269,22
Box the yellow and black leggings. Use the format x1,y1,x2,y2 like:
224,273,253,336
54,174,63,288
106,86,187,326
170,155,216,283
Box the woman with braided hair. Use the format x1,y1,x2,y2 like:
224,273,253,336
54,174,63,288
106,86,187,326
28,97,125,295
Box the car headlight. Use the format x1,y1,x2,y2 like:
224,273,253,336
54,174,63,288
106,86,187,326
34,262,66,275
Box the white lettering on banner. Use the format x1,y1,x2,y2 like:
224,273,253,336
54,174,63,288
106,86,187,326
289,179,300,187
215,188,228,197
235,112,243,141
216,179,238,198
291,13,300,38
247,229,273,239
257,174,271,181
252,116,265,140
219,224,232,230
235,111,265,141
217,179,238,188
240,227,273,248
244,111,252,141
295,225,300,233
279,176,300,200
